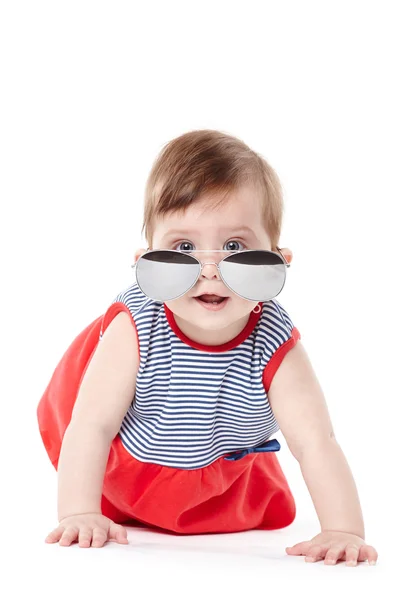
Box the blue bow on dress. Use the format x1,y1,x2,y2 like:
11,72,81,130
223,438,281,461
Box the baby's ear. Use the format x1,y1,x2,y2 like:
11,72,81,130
278,247,293,265
133,248,147,263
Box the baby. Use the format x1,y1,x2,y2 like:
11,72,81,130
39,129,378,567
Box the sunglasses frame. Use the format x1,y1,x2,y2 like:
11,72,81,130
130,246,291,302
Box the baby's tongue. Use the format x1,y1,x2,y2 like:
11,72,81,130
199,294,223,303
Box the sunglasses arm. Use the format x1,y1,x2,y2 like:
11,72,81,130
275,246,291,268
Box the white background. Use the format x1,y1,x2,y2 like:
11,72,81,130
1,1,399,597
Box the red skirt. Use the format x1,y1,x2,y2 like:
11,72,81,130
37,303,296,535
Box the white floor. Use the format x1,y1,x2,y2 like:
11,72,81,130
5,517,392,600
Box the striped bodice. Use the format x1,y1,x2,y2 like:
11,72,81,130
105,283,299,470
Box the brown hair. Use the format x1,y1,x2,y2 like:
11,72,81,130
142,129,284,250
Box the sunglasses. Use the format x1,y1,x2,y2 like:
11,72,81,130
131,247,290,303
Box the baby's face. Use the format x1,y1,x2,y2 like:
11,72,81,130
135,184,288,342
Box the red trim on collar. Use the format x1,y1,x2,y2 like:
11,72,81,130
163,303,263,352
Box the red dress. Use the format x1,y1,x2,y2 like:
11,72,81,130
38,293,301,534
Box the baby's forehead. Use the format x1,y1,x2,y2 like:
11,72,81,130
155,202,260,231
154,219,256,238
151,187,267,244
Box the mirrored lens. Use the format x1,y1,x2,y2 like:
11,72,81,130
219,250,286,301
135,250,200,301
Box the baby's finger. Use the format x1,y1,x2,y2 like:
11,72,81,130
324,544,345,565
305,544,330,562
59,526,79,546
78,527,92,548
286,541,312,556
91,527,108,548
359,544,378,565
345,544,360,567
109,523,129,544
45,526,65,544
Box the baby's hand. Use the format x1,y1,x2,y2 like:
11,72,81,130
45,513,129,548
286,530,378,566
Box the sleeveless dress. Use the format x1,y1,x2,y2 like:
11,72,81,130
37,282,301,534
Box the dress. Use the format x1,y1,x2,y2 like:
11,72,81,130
37,282,301,534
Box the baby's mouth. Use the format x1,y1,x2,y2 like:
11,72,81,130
195,294,227,305
193,294,230,311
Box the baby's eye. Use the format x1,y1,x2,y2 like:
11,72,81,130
176,241,195,252
224,240,245,252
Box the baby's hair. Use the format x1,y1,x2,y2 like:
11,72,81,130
142,129,284,250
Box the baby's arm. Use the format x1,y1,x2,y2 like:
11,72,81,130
268,340,378,566
46,311,139,548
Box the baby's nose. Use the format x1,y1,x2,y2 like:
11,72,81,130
200,262,221,279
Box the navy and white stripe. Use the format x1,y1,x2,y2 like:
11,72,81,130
106,282,296,470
